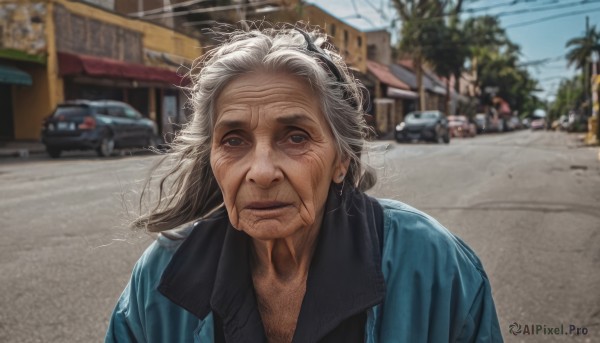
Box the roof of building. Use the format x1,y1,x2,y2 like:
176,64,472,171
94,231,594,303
389,63,446,95
304,2,364,31
367,60,410,90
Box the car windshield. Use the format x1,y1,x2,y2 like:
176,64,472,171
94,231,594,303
53,105,90,118
406,112,438,122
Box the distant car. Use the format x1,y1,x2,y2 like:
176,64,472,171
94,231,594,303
506,117,522,131
448,115,475,138
530,118,546,131
395,111,450,144
41,100,160,158
488,117,505,132
467,122,477,137
474,113,488,134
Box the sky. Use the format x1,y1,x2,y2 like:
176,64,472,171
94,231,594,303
307,0,600,102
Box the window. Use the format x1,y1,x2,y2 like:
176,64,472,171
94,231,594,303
53,105,89,118
124,107,141,119
95,106,108,115
344,30,349,46
357,36,362,47
330,24,336,36
108,106,125,117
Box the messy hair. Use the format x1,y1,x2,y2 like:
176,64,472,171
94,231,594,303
134,22,376,232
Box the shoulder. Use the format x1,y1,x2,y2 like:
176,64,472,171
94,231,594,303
373,199,503,342
376,198,485,275
132,206,226,287
129,223,196,287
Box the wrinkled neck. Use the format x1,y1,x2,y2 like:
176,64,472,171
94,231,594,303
250,222,321,281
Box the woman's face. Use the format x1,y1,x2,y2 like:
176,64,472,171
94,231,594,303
210,71,348,241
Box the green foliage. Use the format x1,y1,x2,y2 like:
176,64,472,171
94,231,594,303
390,3,539,116
565,25,600,118
566,26,600,70
391,0,464,110
548,75,584,121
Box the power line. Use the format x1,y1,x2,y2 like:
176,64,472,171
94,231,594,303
346,0,378,27
360,0,389,21
538,75,571,81
142,0,279,20
394,0,600,24
517,54,566,66
128,0,212,17
465,0,540,14
506,6,600,28
495,0,600,18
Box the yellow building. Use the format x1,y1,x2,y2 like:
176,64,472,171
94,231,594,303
0,0,201,141
245,1,367,74
300,4,367,74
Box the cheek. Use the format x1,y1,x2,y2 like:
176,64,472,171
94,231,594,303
302,150,332,187
210,149,244,225
290,149,336,219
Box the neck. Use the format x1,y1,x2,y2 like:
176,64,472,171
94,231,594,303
250,223,321,281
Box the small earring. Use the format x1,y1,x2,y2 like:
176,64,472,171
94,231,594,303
337,178,345,196
338,174,345,182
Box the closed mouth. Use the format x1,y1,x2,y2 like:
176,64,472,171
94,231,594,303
245,201,291,210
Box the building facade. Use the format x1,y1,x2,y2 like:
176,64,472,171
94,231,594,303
0,0,201,141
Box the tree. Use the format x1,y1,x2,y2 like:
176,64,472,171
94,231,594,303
461,16,510,95
455,15,540,117
391,0,464,111
566,25,600,71
565,24,600,139
549,75,584,121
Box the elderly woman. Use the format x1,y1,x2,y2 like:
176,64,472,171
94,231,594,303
106,25,503,343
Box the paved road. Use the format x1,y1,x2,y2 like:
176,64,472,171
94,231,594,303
1,131,599,342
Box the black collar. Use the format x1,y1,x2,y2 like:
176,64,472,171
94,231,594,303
158,187,386,342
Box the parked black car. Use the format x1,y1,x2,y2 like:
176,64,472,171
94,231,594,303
41,100,160,158
395,111,450,144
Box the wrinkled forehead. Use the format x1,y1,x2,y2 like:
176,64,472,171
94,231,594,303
213,71,329,128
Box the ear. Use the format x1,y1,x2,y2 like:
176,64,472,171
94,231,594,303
332,157,351,184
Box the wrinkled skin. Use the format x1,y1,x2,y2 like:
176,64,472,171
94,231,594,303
211,71,348,247
210,71,350,342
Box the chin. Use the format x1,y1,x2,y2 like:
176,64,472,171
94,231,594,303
238,219,301,241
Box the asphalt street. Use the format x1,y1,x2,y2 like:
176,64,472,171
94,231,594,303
1,130,599,342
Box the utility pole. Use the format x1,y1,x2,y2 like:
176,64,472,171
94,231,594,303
585,16,591,117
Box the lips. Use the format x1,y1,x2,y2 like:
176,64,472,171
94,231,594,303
245,201,291,210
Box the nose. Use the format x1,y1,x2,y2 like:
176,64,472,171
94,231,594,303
246,142,283,188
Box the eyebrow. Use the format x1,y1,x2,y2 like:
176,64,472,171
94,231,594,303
214,113,319,131
275,113,319,126
213,119,248,132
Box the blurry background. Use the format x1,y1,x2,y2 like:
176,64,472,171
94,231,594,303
1,0,599,342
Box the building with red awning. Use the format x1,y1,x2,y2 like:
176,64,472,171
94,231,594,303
0,0,201,141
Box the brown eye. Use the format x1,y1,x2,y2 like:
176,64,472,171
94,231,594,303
290,134,307,144
224,137,244,146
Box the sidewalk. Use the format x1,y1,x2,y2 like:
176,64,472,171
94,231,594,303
0,141,46,158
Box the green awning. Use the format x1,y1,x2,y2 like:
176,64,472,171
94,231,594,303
0,64,32,86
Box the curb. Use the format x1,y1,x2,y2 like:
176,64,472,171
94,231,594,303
0,148,46,159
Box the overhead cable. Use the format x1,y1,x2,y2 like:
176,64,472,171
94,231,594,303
128,0,212,17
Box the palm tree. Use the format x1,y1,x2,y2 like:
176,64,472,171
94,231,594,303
462,16,509,95
391,0,464,111
566,25,600,120
566,26,600,70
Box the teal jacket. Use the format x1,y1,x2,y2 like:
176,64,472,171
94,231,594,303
106,198,503,342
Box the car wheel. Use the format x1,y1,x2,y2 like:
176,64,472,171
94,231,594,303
443,132,450,144
435,126,444,144
96,134,115,157
46,147,61,158
147,135,162,150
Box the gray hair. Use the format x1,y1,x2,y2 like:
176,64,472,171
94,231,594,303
135,23,376,232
